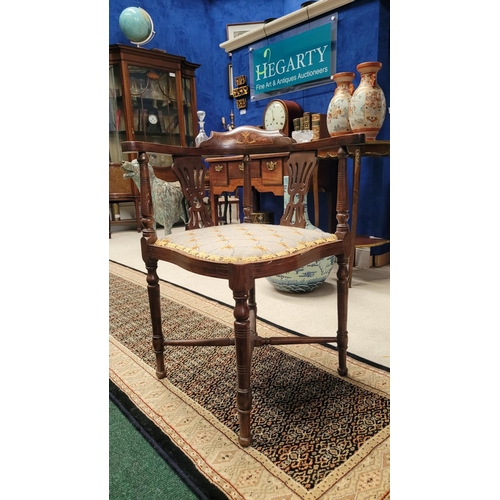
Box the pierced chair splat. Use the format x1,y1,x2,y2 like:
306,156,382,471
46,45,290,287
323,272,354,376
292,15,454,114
121,126,365,447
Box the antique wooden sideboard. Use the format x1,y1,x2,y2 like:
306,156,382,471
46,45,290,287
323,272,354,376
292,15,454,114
205,154,338,226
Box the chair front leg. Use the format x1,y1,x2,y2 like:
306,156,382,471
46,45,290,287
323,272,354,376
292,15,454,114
336,254,349,376
232,287,253,447
145,259,166,379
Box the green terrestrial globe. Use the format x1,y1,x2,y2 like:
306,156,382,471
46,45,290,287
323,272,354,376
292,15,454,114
119,7,155,45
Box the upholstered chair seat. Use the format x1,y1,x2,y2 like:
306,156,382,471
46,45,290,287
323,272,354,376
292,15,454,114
154,224,337,264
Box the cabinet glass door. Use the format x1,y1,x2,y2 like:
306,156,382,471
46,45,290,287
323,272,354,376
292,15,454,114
129,65,181,145
182,75,195,146
109,64,124,163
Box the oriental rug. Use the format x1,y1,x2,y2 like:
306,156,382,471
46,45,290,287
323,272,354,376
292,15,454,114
109,261,390,499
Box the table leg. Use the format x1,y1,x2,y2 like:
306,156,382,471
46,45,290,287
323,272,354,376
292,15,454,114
210,190,218,225
349,147,362,287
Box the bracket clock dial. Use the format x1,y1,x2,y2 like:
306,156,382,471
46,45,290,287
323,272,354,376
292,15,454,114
263,99,303,136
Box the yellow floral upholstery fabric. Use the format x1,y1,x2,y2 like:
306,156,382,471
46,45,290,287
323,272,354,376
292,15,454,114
154,224,337,263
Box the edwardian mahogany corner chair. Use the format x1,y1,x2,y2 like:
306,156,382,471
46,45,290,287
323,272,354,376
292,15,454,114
121,126,365,447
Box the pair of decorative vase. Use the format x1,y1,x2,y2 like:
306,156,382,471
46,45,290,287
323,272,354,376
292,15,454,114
326,61,386,140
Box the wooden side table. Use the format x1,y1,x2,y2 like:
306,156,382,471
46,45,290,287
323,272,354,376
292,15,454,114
318,141,390,286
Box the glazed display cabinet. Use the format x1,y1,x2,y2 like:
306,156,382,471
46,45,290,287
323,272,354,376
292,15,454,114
109,44,200,233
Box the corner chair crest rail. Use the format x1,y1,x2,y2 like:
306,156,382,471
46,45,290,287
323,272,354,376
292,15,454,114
121,126,366,447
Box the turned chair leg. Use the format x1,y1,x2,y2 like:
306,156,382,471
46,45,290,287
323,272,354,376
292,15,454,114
336,255,349,376
232,286,253,447
145,260,166,379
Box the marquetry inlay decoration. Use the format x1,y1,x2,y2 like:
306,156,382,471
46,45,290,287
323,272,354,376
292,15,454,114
233,130,274,145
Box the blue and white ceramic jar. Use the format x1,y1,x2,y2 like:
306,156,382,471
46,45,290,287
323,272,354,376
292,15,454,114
267,177,335,293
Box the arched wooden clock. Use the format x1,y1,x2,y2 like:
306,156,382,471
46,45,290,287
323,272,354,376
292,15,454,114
262,99,303,136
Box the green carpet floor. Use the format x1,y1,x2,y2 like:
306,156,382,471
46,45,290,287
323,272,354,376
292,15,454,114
109,399,199,499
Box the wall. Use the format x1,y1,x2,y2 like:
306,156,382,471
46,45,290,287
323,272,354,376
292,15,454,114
109,0,287,143
109,0,390,246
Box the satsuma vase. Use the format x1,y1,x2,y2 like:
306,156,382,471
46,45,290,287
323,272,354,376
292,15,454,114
326,72,355,137
348,61,386,140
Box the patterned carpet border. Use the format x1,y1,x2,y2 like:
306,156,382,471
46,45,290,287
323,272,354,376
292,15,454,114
109,261,390,499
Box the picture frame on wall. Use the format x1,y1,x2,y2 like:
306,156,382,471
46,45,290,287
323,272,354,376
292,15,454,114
228,63,234,98
226,22,265,41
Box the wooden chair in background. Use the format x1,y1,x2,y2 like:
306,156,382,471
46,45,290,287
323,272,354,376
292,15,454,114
217,190,239,224
121,126,365,447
